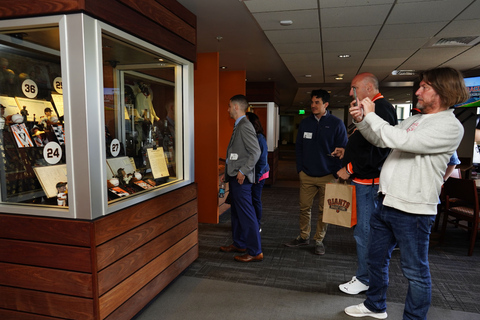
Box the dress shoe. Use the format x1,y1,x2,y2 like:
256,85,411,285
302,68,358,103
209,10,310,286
234,253,264,262
219,244,247,253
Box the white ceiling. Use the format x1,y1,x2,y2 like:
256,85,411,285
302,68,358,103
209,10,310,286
177,0,480,113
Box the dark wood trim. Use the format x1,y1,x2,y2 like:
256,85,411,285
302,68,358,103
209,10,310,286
0,0,82,18
94,184,197,245
0,262,93,297
117,0,195,44
96,200,197,270
104,245,198,320
97,217,197,295
0,214,92,246
0,239,92,272
0,308,63,320
98,231,197,319
0,286,95,319
85,0,196,61
153,0,196,27
0,0,197,62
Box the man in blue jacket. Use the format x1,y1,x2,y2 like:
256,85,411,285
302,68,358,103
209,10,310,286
285,89,348,255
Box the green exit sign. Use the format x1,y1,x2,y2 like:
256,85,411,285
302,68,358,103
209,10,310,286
299,110,305,115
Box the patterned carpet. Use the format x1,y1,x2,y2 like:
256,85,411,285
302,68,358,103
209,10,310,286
185,151,480,314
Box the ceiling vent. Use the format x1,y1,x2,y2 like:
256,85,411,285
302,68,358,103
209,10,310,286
430,36,480,47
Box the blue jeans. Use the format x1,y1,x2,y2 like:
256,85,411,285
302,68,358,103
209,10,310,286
364,196,435,320
252,179,266,226
353,182,379,286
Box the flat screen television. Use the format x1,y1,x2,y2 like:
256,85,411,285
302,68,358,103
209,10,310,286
456,75,480,107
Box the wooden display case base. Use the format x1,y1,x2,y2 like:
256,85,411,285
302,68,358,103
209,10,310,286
0,184,198,320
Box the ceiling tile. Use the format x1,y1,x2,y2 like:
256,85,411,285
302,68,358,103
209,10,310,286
244,0,318,13
180,0,480,109
371,38,430,51
273,42,321,54
320,4,392,27
322,40,373,53
322,26,381,41
279,52,322,62
379,22,447,39
323,52,366,64
387,1,473,24
252,10,319,30
367,48,418,59
320,0,395,8
441,45,480,70
455,0,480,20
435,20,480,37
399,47,469,70
265,29,321,43
363,57,409,68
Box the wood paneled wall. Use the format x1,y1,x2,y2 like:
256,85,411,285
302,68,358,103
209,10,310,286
0,184,198,319
0,0,196,62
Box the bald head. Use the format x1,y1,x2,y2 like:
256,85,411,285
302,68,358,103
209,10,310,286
350,72,380,100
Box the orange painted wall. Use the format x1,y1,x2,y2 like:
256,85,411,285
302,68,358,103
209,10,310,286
194,52,220,224
218,70,246,159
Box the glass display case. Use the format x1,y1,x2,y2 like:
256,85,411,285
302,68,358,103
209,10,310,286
0,14,194,219
102,34,183,203
0,26,65,207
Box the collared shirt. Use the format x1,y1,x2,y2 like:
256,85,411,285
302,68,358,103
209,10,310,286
235,115,246,126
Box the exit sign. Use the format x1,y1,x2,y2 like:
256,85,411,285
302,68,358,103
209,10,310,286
299,110,305,115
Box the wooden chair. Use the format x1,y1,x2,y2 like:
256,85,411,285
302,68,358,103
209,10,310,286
440,177,480,256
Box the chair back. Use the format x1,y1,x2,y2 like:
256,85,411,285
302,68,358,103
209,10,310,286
441,177,480,256
443,177,479,210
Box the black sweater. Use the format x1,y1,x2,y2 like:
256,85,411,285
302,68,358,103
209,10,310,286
342,95,398,181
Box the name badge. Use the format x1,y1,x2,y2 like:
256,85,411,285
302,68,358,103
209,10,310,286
230,153,239,161
303,132,313,139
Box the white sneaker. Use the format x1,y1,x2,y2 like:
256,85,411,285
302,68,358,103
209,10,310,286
345,303,387,319
339,276,369,294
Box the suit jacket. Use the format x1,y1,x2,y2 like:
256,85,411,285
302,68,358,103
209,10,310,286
225,116,261,184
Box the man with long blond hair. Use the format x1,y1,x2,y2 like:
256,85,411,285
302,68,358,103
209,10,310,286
345,67,469,319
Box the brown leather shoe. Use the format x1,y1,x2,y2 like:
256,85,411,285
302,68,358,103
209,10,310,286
219,244,247,253
234,253,264,262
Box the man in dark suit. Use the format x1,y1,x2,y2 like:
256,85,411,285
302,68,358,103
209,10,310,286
220,94,262,262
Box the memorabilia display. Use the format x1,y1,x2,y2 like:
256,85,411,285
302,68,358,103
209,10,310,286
50,93,64,117
109,186,129,197
51,124,65,145
0,96,21,117
15,98,57,123
56,182,67,206
146,147,169,179
0,20,188,210
11,123,34,148
33,164,68,199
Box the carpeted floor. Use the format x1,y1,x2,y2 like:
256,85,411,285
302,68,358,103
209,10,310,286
184,151,480,315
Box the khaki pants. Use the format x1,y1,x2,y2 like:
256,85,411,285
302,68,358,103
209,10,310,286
298,171,335,242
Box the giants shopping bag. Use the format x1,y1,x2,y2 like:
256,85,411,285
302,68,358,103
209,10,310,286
322,182,357,228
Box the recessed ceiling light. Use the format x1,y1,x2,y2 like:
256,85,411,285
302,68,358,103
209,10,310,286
335,74,344,80
392,70,416,75
220,66,227,69
338,54,350,58
280,20,293,26
304,74,312,78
